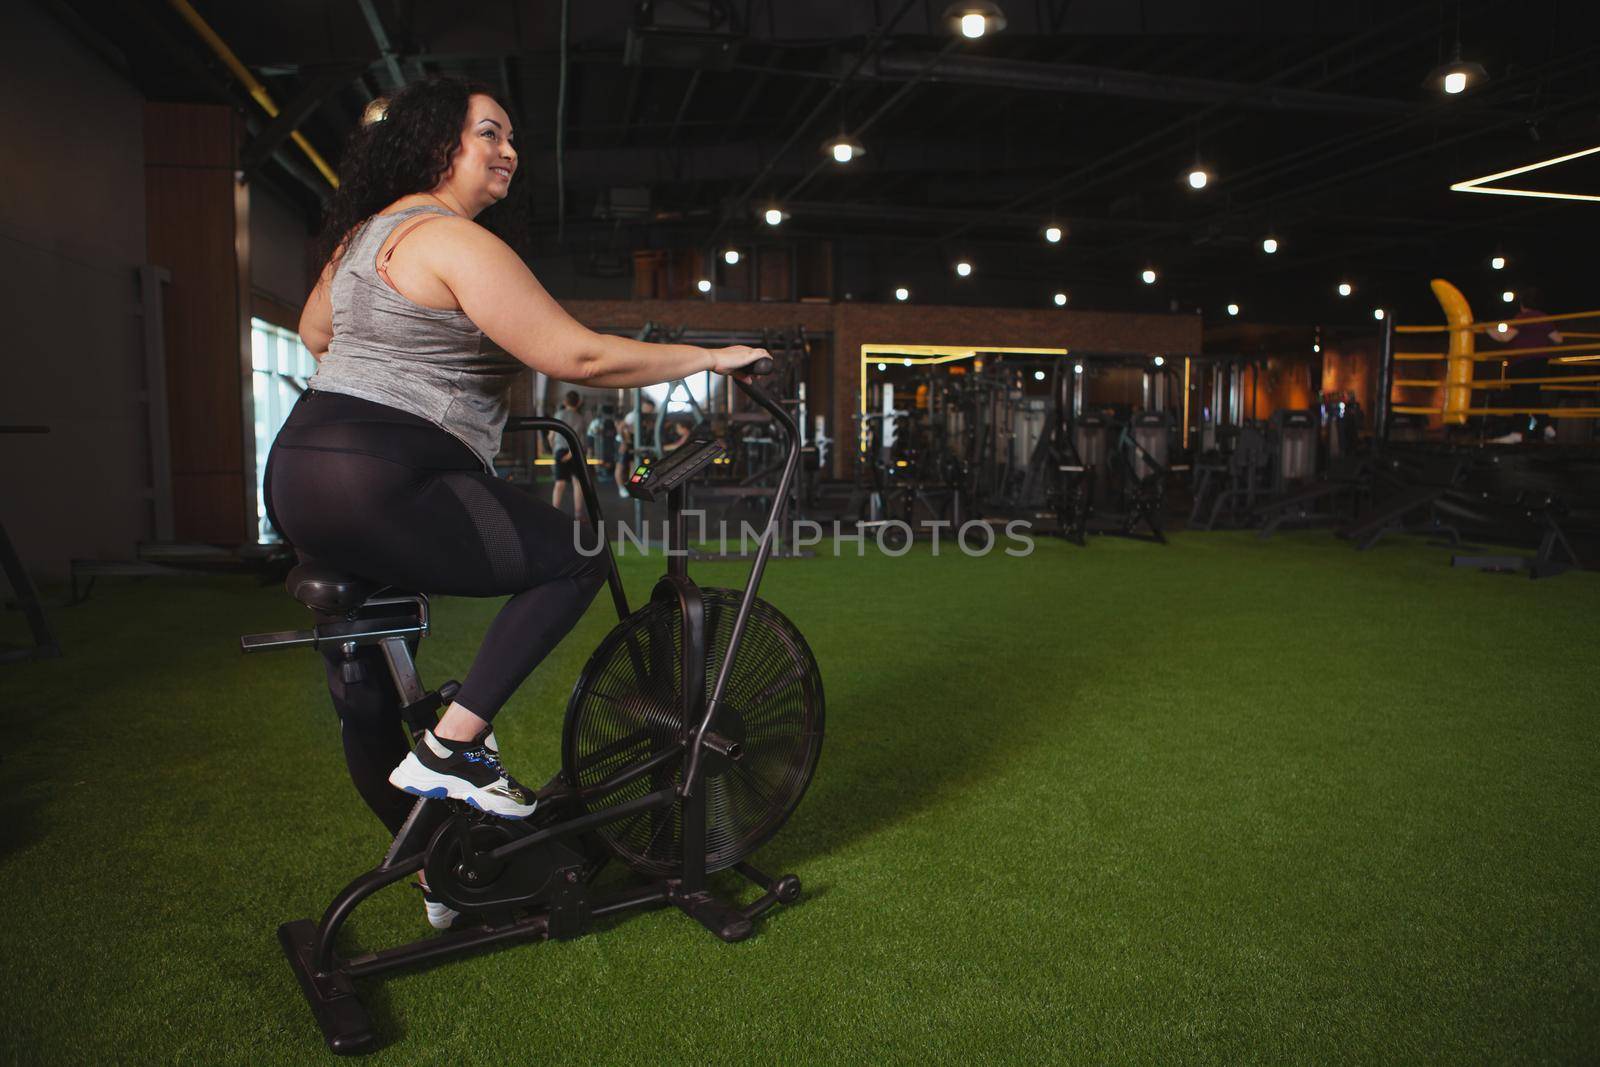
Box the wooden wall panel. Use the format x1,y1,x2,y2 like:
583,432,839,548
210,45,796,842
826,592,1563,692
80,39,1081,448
144,103,251,544
757,247,790,302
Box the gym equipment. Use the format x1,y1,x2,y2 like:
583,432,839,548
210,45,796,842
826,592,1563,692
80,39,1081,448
1272,410,1318,487
1107,412,1177,543
1065,410,1173,543
1190,410,1322,531
1450,495,1581,578
241,361,824,1054
1338,455,1467,550
850,376,967,545
1255,455,1372,540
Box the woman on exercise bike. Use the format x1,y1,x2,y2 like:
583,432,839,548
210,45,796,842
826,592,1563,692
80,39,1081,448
266,77,766,848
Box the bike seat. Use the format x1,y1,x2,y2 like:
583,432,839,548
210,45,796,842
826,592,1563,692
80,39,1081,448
286,564,383,614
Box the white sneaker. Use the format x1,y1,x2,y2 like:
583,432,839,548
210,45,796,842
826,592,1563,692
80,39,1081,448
388,730,538,819
424,896,461,931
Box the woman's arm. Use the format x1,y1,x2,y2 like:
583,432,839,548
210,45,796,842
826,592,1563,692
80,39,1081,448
298,259,336,360
428,220,764,385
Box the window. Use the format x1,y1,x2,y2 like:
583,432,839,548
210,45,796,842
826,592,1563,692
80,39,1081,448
640,372,713,419
251,318,316,542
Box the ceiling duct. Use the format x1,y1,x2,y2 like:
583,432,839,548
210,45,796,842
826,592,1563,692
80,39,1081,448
865,51,1423,116
625,2,742,71
596,187,654,220
623,26,741,69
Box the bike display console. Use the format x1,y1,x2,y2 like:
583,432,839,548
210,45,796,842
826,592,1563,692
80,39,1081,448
625,435,727,501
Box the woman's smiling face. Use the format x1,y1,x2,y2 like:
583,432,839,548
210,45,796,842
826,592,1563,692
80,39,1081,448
439,93,517,211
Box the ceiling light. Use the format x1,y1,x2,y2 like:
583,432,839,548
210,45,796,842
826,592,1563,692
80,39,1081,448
1153,355,1166,367
1187,168,1210,190
1034,370,1046,381
1073,363,1083,375
1226,303,1240,317
1313,343,1321,353
1373,307,1386,321
1044,224,1063,243
1502,290,1515,303
1262,236,1279,254
944,2,1007,38
823,136,864,163
903,359,912,366
1141,268,1157,284
1338,282,1353,297
1428,58,1488,95
1491,255,1506,270
955,261,972,277
1053,292,1068,307
764,208,784,226
696,278,712,293
895,287,910,301
877,362,887,371
1496,322,1508,333
723,249,741,265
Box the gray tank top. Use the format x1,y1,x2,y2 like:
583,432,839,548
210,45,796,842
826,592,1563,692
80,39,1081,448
307,206,523,470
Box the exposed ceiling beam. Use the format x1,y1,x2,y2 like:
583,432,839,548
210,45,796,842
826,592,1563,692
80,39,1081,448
354,0,405,89
120,0,333,204
707,0,921,246
240,63,364,179
861,51,1435,116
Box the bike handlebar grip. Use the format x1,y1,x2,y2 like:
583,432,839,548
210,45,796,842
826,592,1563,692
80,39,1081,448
746,356,774,376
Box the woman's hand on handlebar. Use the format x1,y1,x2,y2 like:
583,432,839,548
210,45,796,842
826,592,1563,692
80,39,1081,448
710,346,770,383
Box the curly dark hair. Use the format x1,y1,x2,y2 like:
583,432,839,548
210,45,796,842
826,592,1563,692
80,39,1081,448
310,75,512,271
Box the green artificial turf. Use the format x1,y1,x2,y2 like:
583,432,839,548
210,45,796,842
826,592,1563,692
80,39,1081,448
2,531,1597,1064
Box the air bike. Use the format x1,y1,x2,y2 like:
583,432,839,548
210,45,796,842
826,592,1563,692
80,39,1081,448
241,360,824,1054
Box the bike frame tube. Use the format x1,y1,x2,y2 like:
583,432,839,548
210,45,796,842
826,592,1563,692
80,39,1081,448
486,786,677,862
503,416,630,622
313,855,427,972
680,377,800,799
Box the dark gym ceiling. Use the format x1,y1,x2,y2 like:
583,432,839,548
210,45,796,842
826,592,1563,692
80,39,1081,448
44,0,1600,328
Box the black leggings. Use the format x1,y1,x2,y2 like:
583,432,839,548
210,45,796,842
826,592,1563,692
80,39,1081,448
265,390,607,833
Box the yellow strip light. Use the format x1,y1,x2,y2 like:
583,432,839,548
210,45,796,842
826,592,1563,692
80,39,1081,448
1452,407,1600,417
167,0,340,188
1463,374,1600,388
1394,403,1600,417
1394,342,1600,362
1450,143,1600,203
1395,308,1600,334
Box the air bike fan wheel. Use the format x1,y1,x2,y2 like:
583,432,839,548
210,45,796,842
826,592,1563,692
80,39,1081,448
562,588,823,877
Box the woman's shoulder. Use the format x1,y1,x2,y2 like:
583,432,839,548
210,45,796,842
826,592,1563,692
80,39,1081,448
377,198,488,232
376,202,504,263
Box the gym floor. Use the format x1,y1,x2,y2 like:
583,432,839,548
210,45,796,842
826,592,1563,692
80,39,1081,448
2,531,1596,1064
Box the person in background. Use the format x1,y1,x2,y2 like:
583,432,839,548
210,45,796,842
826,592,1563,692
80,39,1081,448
1482,287,1563,443
613,396,657,497
586,402,617,484
662,417,693,451
548,390,587,512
